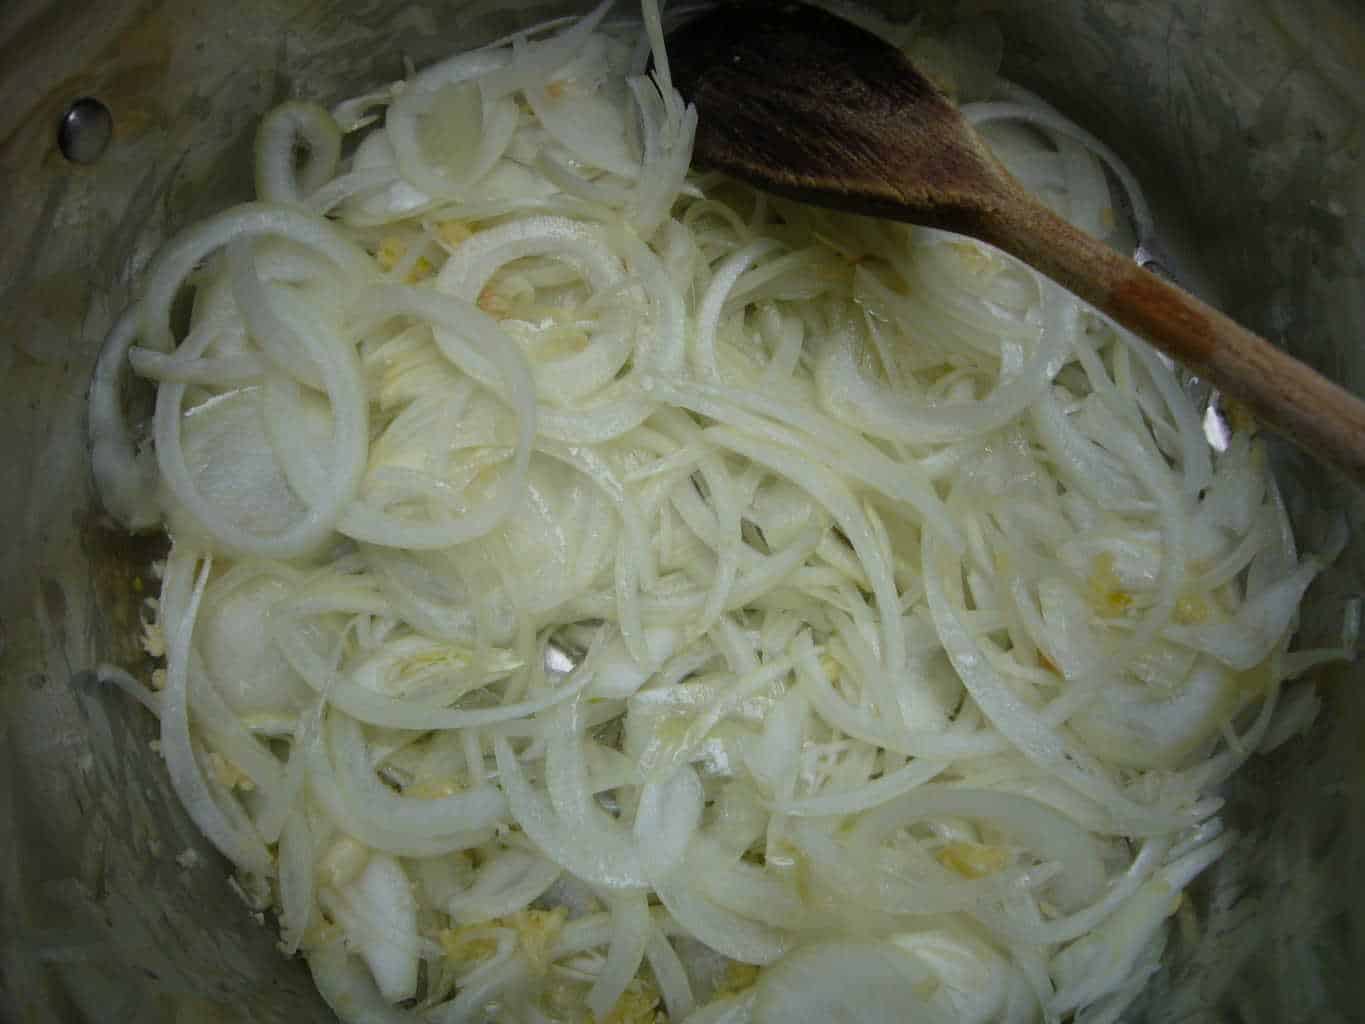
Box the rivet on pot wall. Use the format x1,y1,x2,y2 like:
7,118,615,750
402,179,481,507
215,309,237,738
58,97,114,165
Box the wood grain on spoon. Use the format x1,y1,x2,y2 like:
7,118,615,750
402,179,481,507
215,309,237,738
666,1,1365,482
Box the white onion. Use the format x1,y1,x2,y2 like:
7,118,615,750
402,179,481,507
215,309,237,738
646,926,696,1020
635,764,704,878
338,854,421,1003
158,550,273,875
588,889,652,1018
751,941,951,1024
89,307,161,529
96,4,1338,1022
308,944,416,1024
853,785,1106,911
255,102,342,205
277,813,315,954
446,848,562,924
328,714,507,836
494,736,647,888
652,872,790,966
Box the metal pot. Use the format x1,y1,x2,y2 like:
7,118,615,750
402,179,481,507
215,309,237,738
1,1,1362,1020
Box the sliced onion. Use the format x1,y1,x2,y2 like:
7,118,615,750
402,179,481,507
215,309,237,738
255,102,342,205
337,853,420,1003
337,285,535,550
635,764,703,879
88,306,161,529
588,889,652,1018
309,943,417,1024
493,736,647,888
99,7,1329,1023
158,549,273,876
751,941,951,1024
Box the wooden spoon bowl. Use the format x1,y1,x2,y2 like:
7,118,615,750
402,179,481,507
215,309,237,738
666,1,1365,482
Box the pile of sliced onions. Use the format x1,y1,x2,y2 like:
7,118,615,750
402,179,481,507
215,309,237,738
89,3,1351,1022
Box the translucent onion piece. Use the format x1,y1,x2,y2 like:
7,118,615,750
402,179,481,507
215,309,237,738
89,307,161,529
255,102,342,205
751,941,950,1024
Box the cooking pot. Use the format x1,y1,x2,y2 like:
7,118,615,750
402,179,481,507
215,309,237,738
1,0,1362,1020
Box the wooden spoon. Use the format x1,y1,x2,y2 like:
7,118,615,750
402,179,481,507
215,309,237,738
665,1,1365,481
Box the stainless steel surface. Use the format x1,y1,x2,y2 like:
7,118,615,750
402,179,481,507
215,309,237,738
1,1,1362,1021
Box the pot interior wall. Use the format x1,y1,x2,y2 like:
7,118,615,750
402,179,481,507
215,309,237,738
1,1,1361,1020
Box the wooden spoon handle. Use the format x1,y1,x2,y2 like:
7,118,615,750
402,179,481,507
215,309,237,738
978,191,1365,480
